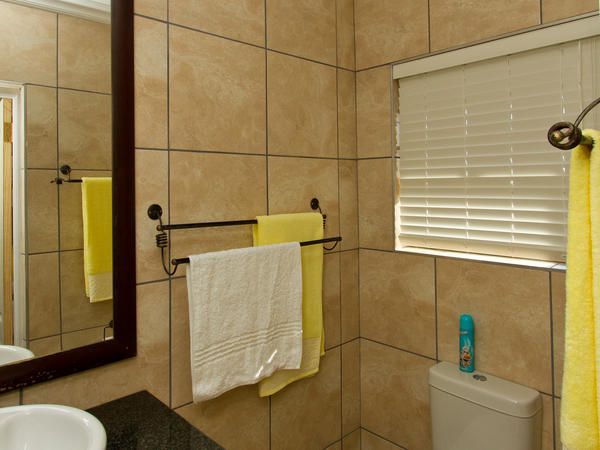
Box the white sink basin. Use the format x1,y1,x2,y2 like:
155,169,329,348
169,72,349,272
0,345,34,365
0,404,106,450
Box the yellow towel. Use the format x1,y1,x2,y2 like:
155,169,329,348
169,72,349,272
253,213,324,397
81,177,113,303
561,129,600,449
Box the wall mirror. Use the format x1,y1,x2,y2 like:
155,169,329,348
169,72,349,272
0,0,134,391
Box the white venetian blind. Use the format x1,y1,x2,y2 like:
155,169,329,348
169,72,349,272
395,38,600,261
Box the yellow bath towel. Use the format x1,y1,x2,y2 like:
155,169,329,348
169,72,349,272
81,177,113,303
561,129,600,450
253,213,324,397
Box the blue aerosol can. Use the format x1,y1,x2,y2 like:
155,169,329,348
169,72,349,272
459,314,475,373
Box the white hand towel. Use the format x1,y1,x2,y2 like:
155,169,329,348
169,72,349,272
186,242,303,403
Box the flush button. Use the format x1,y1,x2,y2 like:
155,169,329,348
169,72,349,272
473,374,487,382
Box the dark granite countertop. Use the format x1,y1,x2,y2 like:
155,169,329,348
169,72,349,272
88,391,224,450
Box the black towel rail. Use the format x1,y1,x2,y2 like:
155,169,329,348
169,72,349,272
548,96,600,150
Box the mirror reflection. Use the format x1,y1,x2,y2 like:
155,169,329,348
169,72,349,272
0,0,113,366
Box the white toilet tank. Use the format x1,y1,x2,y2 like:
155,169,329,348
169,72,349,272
429,362,542,450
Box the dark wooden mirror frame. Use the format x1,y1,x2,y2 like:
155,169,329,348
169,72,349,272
0,0,136,393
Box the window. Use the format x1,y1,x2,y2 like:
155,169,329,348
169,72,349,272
394,24,600,262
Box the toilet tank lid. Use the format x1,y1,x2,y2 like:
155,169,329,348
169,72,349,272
429,362,541,418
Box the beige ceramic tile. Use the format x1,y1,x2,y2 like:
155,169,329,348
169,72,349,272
28,335,61,357
361,339,434,449
555,398,561,450
169,26,265,154
267,0,336,65
437,259,553,393
552,271,565,397
177,385,270,450
134,17,168,149
340,251,359,343
343,429,361,450
337,0,355,70
268,52,337,158
169,151,266,260
361,429,405,449
324,253,341,349
26,86,57,169
326,441,342,450
358,159,395,250
543,0,597,22
339,160,358,251
0,2,56,85
59,170,111,250
271,347,342,450
170,277,193,408
338,70,357,159
542,394,555,450
169,0,265,46
357,67,392,159
342,340,360,435
430,0,540,51
267,156,339,240
60,250,113,332
58,89,112,170
62,327,106,351
23,281,170,409
135,150,168,283
27,170,58,253
0,391,20,407
135,0,167,20
27,253,60,339
355,0,428,69
58,15,111,93
360,250,436,357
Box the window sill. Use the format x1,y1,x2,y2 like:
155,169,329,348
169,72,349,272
396,246,566,272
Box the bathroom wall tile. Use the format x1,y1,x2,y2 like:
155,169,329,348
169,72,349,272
360,250,436,358
361,429,406,449
169,0,265,47
169,151,266,259
134,16,168,149
60,250,113,332
342,340,360,435
266,0,336,65
343,429,361,450
27,170,58,253
437,259,553,394
271,347,342,450
0,2,57,86
176,385,270,450
134,0,167,20
60,169,111,251
58,15,111,93
338,70,357,159
361,340,434,449
357,67,392,159
62,326,106,351
58,89,112,170
28,335,61,357
542,394,555,450
429,0,540,52
554,398,561,450
0,391,20,407
324,252,341,350
27,253,60,340
336,0,355,70
358,159,394,250
170,277,193,408
326,441,342,450
169,26,266,154
135,150,168,283
267,156,340,240
340,160,358,251
267,53,337,158
354,0,428,70
25,86,57,169
542,0,597,23
23,281,170,409
552,271,565,397
341,250,359,343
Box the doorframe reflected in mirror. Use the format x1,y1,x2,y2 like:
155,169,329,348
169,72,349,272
0,0,136,392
